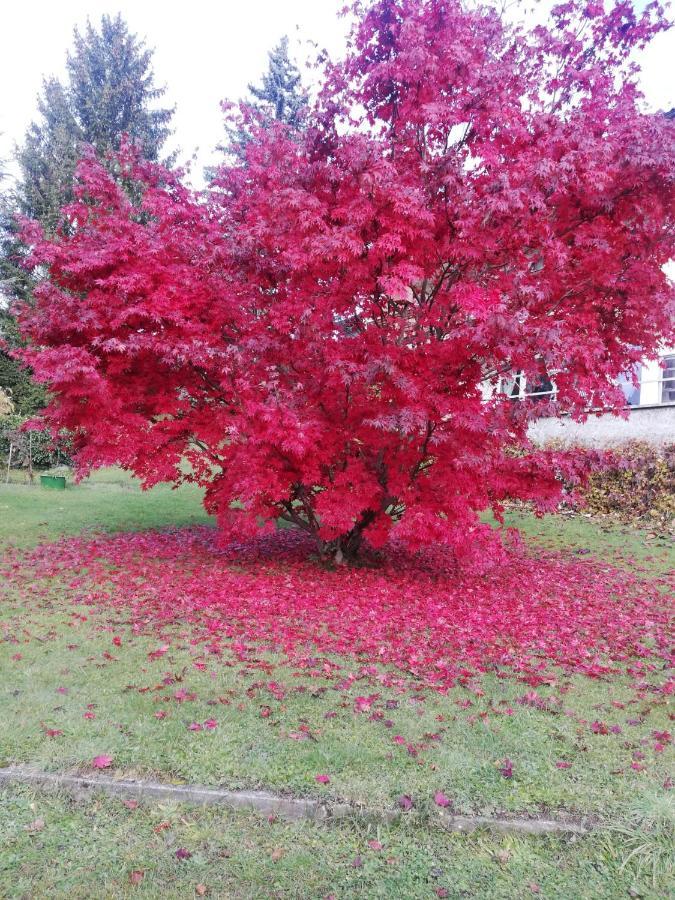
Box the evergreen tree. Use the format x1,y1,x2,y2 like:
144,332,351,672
1,14,174,417
218,36,308,163
0,309,46,416
248,36,308,128
0,157,45,416
17,13,174,228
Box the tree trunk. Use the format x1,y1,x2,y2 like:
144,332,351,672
319,510,376,566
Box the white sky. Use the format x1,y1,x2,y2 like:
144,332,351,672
0,0,672,186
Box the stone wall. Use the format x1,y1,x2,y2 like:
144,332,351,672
528,404,675,448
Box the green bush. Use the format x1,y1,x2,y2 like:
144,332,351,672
0,414,71,469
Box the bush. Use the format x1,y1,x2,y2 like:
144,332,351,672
0,414,71,470
583,442,675,530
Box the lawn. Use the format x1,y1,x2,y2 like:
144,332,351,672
0,469,673,898
0,467,209,547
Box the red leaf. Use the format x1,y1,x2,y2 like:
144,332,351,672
499,759,513,779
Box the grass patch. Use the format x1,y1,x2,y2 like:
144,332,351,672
502,507,674,577
0,589,670,818
0,467,210,548
1,468,672,897
1,784,670,899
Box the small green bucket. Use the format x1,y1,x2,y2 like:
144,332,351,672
40,475,66,490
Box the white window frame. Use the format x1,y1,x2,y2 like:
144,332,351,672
495,350,675,409
626,350,675,407
496,371,557,402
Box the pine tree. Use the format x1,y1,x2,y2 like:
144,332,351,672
248,36,308,128
0,156,45,416
1,14,174,417
16,14,174,227
218,36,308,163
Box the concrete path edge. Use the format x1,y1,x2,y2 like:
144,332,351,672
0,765,592,836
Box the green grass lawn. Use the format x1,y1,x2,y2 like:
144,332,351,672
0,467,210,547
0,469,673,898
3,783,670,900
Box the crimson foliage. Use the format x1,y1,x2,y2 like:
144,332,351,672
5,528,672,694
19,0,675,561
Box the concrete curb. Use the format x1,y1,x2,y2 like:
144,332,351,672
0,766,591,836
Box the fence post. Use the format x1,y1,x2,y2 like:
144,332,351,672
5,442,13,484
27,431,34,484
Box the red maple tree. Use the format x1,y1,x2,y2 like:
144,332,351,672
19,0,675,562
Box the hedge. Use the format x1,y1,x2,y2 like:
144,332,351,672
583,441,675,530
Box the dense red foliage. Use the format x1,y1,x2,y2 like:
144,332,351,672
19,0,675,560
5,528,672,693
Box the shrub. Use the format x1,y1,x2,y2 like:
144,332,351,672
583,442,675,530
16,1,674,563
0,414,71,469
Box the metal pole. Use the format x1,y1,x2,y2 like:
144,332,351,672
28,432,34,483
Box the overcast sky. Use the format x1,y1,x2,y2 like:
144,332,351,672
0,0,672,186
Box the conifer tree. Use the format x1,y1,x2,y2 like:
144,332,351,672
248,36,308,127
219,35,308,162
17,14,174,228
0,157,45,415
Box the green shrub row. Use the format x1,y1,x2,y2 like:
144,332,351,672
0,414,71,469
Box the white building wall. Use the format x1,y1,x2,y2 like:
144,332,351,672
528,347,675,447
528,405,675,448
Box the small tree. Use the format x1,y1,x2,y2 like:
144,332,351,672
19,0,675,564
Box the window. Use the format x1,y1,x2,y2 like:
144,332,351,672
498,371,556,402
617,365,641,406
661,355,675,404
526,374,556,402
500,373,524,400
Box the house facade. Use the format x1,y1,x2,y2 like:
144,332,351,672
526,349,675,447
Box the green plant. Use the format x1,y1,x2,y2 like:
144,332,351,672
0,414,71,469
605,792,674,889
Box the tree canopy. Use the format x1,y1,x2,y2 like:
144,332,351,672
17,13,174,230
19,0,675,564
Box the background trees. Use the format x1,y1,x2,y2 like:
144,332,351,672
0,151,44,417
18,0,675,563
17,13,174,229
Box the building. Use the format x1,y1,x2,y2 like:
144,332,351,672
526,349,675,447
